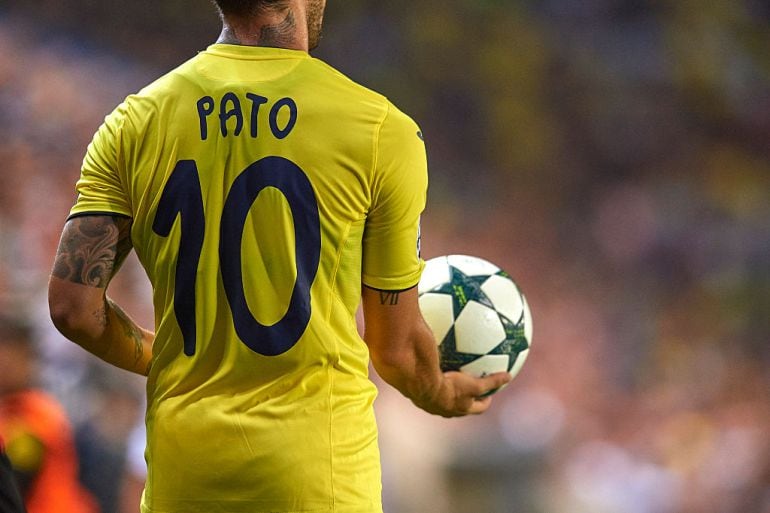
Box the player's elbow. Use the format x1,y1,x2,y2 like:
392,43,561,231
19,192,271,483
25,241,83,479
48,293,80,338
48,282,98,341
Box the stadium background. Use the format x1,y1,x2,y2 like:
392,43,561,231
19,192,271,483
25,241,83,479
0,0,768,512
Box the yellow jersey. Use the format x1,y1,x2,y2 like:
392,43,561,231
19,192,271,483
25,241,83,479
70,44,427,513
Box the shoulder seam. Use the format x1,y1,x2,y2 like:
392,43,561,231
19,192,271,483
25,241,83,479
312,58,389,103
369,101,391,204
114,99,137,217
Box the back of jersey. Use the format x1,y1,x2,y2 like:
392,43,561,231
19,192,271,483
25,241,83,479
72,44,427,513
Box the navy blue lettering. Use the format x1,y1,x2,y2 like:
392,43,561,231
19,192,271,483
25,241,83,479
219,92,244,137
246,93,269,138
198,93,297,140
197,96,215,140
153,157,320,357
152,160,205,356
220,157,320,355
269,98,298,139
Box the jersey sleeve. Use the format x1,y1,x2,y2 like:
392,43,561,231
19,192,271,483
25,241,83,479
362,103,428,291
69,102,132,218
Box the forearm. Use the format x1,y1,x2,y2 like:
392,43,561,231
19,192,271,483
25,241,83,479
49,277,153,376
49,215,151,375
369,319,445,413
362,286,453,414
96,297,153,375
362,285,509,417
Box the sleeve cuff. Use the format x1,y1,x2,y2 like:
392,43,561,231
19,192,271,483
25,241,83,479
362,260,425,291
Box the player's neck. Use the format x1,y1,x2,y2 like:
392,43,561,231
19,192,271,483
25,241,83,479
216,9,309,52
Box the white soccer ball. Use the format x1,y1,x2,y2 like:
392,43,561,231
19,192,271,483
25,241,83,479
418,255,533,387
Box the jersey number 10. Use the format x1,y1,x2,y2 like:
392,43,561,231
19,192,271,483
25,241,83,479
152,156,321,357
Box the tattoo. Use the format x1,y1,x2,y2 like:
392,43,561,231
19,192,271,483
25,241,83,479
52,216,133,287
258,9,296,47
216,9,297,48
92,306,108,328
379,291,400,306
107,298,145,367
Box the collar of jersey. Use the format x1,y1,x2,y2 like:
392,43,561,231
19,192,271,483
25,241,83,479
204,44,311,61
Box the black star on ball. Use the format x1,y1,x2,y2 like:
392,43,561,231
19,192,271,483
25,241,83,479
430,266,530,373
430,265,496,315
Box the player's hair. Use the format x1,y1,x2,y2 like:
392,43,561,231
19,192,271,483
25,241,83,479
212,0,289,17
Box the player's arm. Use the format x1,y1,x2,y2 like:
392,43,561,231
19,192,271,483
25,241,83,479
362,285,510,417
48,215,153,376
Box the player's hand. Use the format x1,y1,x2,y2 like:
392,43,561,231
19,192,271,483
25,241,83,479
426,371,511,418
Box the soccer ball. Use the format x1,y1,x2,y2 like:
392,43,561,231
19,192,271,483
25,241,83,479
418,255,533,386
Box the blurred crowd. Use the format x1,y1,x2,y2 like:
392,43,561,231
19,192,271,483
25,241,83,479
0,1,768,513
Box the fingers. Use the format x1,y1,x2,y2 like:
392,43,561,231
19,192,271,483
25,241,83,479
476,372,512,395
441,371,512,416
466,372,510,414
466,395,494,415
449,370,511,396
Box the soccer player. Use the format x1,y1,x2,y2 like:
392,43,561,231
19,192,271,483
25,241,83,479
47,1,511,511
0,316,97,513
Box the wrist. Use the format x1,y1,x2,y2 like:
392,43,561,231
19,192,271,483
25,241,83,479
411,373,453,416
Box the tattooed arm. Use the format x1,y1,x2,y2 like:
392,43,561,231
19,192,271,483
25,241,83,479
48,215,153,376
361,285,509,417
